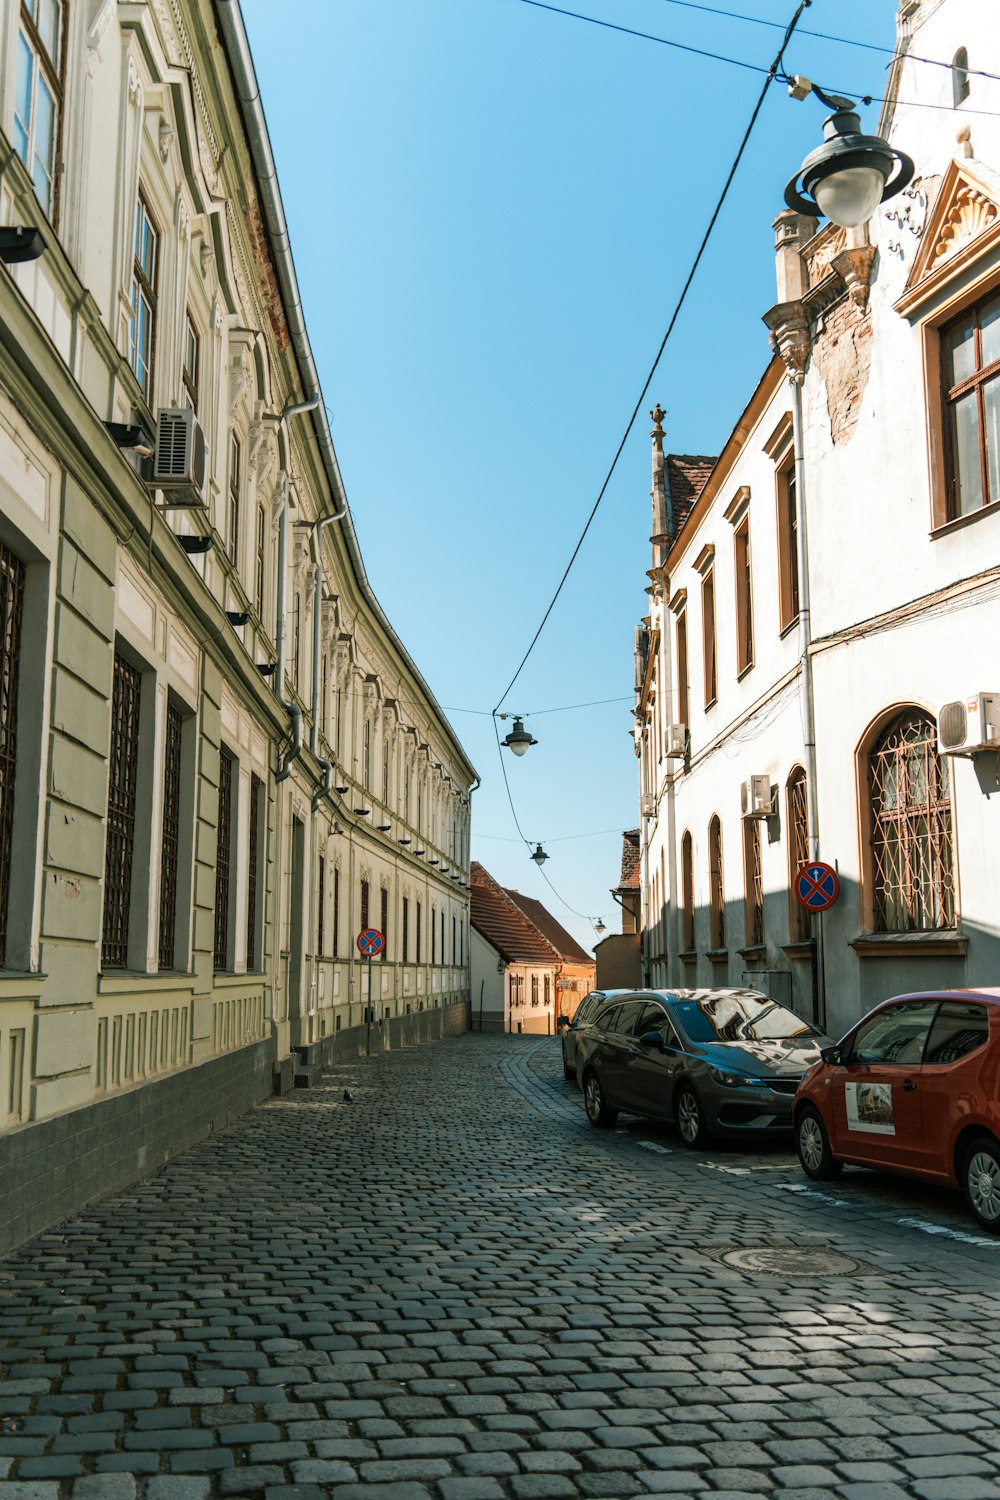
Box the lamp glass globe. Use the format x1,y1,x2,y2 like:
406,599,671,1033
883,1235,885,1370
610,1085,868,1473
814,165,885,228
508,739,529,756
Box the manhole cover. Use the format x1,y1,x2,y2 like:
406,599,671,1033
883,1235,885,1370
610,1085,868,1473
721,1246,860,1276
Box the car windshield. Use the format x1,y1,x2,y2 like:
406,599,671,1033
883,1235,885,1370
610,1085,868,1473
672,992,818,1044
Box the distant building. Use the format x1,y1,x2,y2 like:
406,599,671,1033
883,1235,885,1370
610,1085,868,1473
469,863,594,1033
633,0,1000,1037
595,830,642,989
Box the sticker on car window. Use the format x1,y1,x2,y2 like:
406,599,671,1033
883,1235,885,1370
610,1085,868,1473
845,1082,895,1135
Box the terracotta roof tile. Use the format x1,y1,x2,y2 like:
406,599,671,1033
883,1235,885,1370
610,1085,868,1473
617,829,641,890
503,890,595,966
666,454,716,533
470,862,560,965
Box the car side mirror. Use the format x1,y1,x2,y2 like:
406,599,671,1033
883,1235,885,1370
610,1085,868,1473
820,1044,844,1065
556,1016,570,1028
638,1031,664,1050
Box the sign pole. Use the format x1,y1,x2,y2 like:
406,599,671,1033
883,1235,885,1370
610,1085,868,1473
366,955,372,1056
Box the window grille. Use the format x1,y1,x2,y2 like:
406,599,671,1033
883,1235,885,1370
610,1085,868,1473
681,831,694,951
416,900,422,963
743,817,763,946
103,653,142,969
402,895,409,961
380,886,388,955
14,0,64,221
432,907,437,963
158,701,183,969
869,711,955,932
0,544,25,967
360,878,369,932
317,854,325,956
228,434,240,566
787,768,810,942
247,773,262,970
440,909,445,961
128,194,157,400
214,748,234,969
332,865,340,956
708,815,725,949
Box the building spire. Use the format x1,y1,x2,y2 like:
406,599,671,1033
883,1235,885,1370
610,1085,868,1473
650,404,670,571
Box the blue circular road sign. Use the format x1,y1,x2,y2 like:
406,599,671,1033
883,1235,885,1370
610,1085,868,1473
795,862,840,913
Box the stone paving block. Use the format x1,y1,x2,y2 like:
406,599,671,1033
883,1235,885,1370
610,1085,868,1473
145,1481,213,1500
70,1479,137,1499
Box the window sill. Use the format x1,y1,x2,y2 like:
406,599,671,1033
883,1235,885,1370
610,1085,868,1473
737,944,766,961
679,950,697,964
849,932,967,958
0,971,47,999
779,616,799,641
736,662,755,683
98,971,196,994
782,940,815,959
706,947,729,963
930,502,1000,541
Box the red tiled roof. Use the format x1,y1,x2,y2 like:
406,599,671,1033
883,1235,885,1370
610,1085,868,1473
617,829,641,890
503,890,595,966
666,454,715,533
470,862,560,966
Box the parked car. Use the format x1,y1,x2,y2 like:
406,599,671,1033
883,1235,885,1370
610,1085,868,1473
557,989,629,1082
575,988,828,1146
794,989,1000,1233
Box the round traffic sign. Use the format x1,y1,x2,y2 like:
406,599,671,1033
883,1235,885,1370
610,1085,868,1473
356,927,384,956
794,862,840,913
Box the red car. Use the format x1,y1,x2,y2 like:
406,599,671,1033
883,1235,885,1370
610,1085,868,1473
793,989,1000,1233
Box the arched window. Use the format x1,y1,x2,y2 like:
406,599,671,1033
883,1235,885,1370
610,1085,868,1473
708,815,725,950
681,831,694,953
742,817,763,946
362,720,371,789
952,47,970,107
865,709,956,933
786,766,810,943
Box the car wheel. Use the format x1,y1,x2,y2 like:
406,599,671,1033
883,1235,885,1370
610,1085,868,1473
675,1082,709,1149
796,1106,842,1181
583,1070,618,1128
962,1136,1000,1234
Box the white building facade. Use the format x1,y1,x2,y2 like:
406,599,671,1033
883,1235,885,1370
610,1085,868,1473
636,0,1000,1039
0,0,475,1252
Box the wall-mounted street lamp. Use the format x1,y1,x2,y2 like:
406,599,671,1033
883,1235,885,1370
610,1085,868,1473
225,610,251,627
0,226,45,263
531,843,549,865
501,716,537,757
377,822,392,832
398,836,412,846
257,662,277,676
784,84,915,229
179,535,213,555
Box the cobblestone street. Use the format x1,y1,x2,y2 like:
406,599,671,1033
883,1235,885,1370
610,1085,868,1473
2,1033,1000,1500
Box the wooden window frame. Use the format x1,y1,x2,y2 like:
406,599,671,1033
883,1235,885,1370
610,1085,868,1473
680,831,694,953
255,503,266,621
939,290,1000,522
701,570,717,709
786,765,810,944
102,653,143,970
182,311,200,411
246,772,264,971
228,433,241,567
213,746,236,971
317,854,325,957
734,516,755,676
332,865,340,957
742,816,763,946
14,0,66,224
380,886,389,957
402,895,409,962
775,447,800,634
675,609,689,728
708,814,725,951
157,700,184,970
129,193,159,404
360,877,370,933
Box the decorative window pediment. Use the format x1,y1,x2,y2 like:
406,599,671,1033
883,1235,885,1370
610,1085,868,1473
896,158,1000,317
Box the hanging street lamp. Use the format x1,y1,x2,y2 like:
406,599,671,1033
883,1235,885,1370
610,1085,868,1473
531,843,549,865
784,84,915,230
502,716,537,757
594,917,606,937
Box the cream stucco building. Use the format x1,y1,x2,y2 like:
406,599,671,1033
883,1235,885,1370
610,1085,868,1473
636,0,1000,1039
0,0,475,1253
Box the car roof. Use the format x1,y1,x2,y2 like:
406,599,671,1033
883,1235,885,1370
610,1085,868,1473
874,989,1000,1006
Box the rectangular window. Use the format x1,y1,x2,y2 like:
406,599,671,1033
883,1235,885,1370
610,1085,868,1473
228,434,241,567
332,865,340,957
255,504,266,621
734,518,754,675
363,720,371,789
416,900,422,963
675,610,689,728
317,855,325,956
214,747,234,970
441,909,445,962
158,701,183,970
380,886,389,956
452,915,456,963
402,895,409,962
382,741,389,805
432,908,437,964
14,0,63,221
942,291,1000,518
247,772,263,970
0,543,26,968
360,878,369,932
531,974,539,1005
182,312,199,411
743,818,764,946
681,832,694,952
102,653,143,969
776,451,799,631
129,194,158,402
292,595,301,692
544,974,551,1008
787,769,810,944
702,570,717,708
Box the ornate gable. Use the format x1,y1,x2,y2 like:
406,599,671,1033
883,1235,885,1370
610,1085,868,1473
896,158,1000,317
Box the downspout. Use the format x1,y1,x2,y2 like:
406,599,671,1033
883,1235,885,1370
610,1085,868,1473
276,397,321,783
310,508,347,812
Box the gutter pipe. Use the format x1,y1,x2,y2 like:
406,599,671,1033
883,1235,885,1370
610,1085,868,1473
275,396,321,783
215,0,476,788
310,509,346,812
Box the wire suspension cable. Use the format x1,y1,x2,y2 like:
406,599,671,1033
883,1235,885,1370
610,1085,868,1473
493,0,813,714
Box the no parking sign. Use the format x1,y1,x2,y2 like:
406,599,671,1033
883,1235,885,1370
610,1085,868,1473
794,862,840,912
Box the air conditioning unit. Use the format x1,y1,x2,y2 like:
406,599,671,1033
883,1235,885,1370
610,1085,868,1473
938,693,1000,755
741,774,773,820
152,408,208,508
665,723,687,759
640,792,656,818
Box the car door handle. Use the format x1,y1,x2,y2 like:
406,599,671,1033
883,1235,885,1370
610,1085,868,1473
901,1079,917,1091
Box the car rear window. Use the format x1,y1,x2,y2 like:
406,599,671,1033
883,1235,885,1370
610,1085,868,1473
924,1002,990,1064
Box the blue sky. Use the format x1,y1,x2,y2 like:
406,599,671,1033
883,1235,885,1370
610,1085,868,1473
240,0,897,951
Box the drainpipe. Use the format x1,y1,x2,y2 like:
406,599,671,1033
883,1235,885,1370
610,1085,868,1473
275,397,320,783
310,509,347,812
